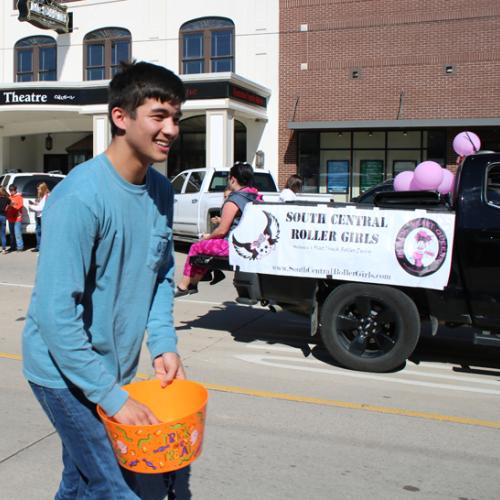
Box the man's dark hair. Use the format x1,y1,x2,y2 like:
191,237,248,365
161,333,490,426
9,184,17,192
285,174,303,193
108,61,186,137
230,162,254,187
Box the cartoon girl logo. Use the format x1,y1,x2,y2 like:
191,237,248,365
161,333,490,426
395,218,448,277
412,230,435,268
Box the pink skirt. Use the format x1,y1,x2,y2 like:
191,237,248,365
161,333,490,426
183,238,229,277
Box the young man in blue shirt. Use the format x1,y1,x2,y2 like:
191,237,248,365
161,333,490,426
22,61,185,498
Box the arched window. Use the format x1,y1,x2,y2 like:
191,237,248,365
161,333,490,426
84,27,131,80
180,17,234,74
15,36,56,82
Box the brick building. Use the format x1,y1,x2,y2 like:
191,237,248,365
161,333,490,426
279,0,500,200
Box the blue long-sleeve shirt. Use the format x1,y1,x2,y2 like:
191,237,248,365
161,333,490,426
22,154,177,416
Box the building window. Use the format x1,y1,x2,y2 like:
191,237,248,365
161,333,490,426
297,129,447,199
14,36,56,82
180,17,234,74
84,27,131,80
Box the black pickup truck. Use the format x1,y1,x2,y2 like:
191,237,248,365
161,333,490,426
192,153,500,372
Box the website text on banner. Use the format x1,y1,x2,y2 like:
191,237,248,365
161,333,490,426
229,204,455,291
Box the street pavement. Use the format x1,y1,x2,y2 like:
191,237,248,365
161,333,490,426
0,241,500,499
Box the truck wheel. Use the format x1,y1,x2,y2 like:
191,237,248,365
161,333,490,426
320,283,420,372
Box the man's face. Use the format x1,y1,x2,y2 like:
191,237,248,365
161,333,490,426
9,188,16,195
121,97,181,165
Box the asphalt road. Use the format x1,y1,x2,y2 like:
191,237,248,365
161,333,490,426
0,239,499,499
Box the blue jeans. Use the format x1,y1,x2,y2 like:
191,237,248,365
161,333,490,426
0,214,6,250
35,217,41,250
29,382,140,500
8,220,23,250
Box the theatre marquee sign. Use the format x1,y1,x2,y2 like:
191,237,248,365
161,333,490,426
1,88,108,106
18,0,72,34
0,83,267,108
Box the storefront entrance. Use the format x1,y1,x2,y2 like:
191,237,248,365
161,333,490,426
167,115,247,178
43,154,68,174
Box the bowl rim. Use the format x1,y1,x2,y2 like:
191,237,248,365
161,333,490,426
96,379,208,429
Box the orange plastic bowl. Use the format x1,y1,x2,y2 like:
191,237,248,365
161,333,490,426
97,379,208,474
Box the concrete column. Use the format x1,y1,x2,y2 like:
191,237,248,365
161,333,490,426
92,114,111,156
206,110,234,168
0,134,10,173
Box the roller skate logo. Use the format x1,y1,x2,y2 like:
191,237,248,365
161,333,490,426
232,211,280,260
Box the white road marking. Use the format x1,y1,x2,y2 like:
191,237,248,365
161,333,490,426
176,298,225,306
176,297,272,310
0,283,251,309
244,342,500,385
394,368,500,386
246,343,309,353
235,353,500,396
0,282,33,288
176,298,264,307
417,361,475,371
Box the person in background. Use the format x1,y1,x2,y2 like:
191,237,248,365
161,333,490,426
6,184,24,252
22,61,186,499
28,182,50,252
279,174,303,202
0,186,10,254
175,162,261,297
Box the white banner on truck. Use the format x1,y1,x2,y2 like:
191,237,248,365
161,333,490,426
229,204,456,290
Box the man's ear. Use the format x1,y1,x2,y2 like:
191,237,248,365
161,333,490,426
110,107,129,134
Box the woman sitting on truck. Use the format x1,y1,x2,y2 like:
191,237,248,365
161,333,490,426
279,174,303,202
175,161,261,298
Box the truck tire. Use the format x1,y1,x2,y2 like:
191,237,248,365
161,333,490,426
320,283,420,372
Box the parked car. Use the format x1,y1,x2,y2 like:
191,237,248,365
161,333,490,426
170,167,279,241
352,179,394,203
0,172,65,234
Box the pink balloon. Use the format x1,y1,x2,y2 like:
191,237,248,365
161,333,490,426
437,169,455,195
413,161,444,190
453,131,481,156
409,177,424,191
393,171,414,191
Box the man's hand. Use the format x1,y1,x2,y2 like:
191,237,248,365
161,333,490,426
153,352,186,387
113,397,160,425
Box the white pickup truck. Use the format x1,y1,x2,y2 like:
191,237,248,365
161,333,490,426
171,167,334,241
171,167,278,241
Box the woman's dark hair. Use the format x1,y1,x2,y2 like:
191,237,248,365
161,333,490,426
285,174,303,193
108,61,186,136
229,162,254,187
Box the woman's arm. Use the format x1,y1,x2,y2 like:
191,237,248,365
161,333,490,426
203,201,239,239
30,195,48,214
29,200,42,213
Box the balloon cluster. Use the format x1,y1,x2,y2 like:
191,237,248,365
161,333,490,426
393,163,454,194
393,131,481,196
